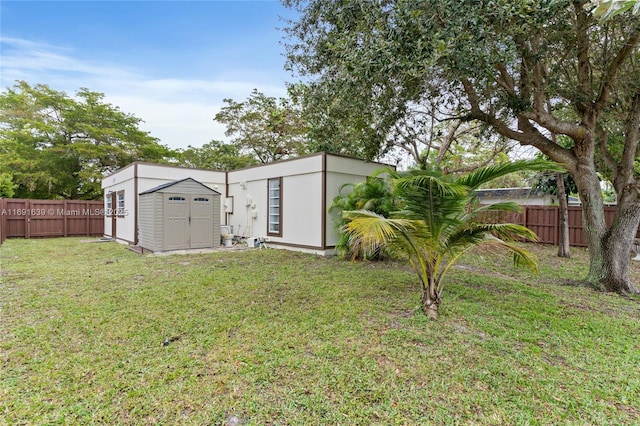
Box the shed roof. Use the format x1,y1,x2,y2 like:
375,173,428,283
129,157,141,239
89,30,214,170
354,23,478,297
139,177,221,195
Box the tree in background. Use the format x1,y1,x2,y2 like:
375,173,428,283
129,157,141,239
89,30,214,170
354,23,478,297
532,134,579,258
533,171,579,258
176,140,258,171
0,173,16,198
286,81,390,159
388,118,514,172
290,80,517,170
214,89,309,164
284,0,640,294
0,81,173,199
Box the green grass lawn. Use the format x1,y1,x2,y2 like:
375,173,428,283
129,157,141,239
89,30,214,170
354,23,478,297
1,238,639,425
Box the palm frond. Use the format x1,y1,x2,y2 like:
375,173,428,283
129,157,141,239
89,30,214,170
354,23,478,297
471,201,523,215
466,201,523,223
394,172,467,198
479,239,539,273
443,227,490,251
342,210,420,259
371,167,398,180
473,222,538,243
444,223,537,256
457,159,563,189
392,172,470,239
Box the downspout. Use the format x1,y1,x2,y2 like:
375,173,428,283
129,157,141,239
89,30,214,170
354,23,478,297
134,163,139,245
321,152,327,250
225,170,229,226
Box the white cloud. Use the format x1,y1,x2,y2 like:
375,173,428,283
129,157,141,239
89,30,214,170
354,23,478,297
107,95,228,148
0,37,289,150
1,36,137,82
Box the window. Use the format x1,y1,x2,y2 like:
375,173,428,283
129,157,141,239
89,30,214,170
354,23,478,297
168,196,186,201
267,177,282,236
105,194,112,216
117,190,125,216
194,197,209,202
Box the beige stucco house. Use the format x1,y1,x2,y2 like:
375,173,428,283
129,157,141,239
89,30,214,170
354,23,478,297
102,152,388,255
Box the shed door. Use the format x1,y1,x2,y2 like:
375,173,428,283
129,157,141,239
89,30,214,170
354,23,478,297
164,194,190,250
190,195,214,249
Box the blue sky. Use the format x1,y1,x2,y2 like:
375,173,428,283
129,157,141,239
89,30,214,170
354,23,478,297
0,1,298,149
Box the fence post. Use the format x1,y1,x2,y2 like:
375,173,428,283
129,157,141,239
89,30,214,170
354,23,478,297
63,200,68,237
0,198,4,245
554,206,559,245
86,201,90,236
25,199,30,239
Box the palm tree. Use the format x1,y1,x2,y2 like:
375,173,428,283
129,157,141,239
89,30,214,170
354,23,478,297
329,175,395,259
342,160,556,320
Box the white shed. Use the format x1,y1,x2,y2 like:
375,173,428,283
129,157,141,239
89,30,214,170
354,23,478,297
138,178,221,252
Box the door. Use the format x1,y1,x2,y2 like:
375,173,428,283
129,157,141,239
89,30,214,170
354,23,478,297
111,192,117,238
164,194,190,250
189,195,214,249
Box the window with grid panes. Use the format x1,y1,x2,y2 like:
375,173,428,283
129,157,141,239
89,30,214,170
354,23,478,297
267,178,281,235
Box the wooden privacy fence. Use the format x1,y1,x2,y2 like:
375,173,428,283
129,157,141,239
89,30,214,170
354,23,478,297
1,200,638,248
0,198,104,245
481,205,640,247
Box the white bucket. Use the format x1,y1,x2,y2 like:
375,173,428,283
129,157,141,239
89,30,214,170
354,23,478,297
223,234,233,247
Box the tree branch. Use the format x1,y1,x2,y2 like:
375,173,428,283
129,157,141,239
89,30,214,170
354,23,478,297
436,120,461,164
446,145,505,174
614,91,640,194
494,63,516,96
594,22,640,115
461,77,575,169
574,2,592,116
531,40,548,116
519,110,585,140
596,125,618,178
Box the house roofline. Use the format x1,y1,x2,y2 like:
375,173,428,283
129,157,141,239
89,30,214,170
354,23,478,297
226,151,395,173
103,152,395,180
102,161,227,179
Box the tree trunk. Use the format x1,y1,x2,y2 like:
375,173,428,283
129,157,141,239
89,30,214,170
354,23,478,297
599,188,640,294
421,278,440,320
556,173,571,258
574,161,640,294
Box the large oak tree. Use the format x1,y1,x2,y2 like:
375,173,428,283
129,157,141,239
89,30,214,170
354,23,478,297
284,0,640,294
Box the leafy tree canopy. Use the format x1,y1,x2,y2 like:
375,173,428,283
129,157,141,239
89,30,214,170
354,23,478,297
0,81,174,199
175,140,259,171
0,172,16,198
214,89,310,164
